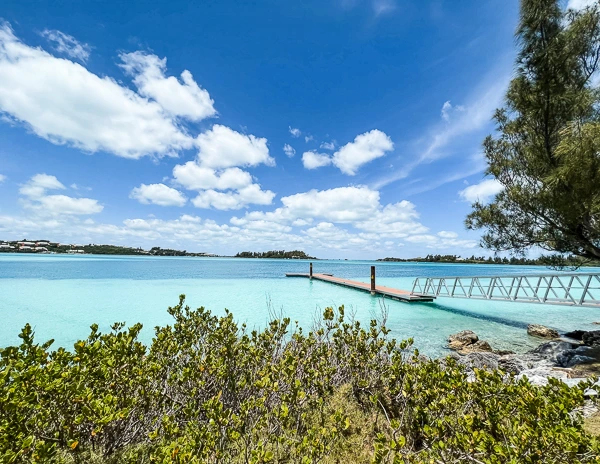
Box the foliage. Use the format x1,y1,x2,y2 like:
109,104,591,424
235,250,316,259
378,253,594,266
1,298,599,463
466,0,600,261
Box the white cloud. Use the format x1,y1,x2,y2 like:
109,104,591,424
437,230,458,239
19,173,65,198
568,0,596,9
120,51,216,121
283,143,296,158
332,129,393,175
40,29,91,62
440,100,465,122
281,186,380,223
304,135,314,143
19,174,103,215
320,141,335,150
372,0,397,16
0,23,196,159
195,125,274,169
302,151,332,169
173,163,253,191
191,184,275,210
0,174,6,183
130,183,187,207
289,126,301,137
459,178,504,203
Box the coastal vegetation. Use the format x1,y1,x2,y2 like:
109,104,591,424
378,254,595,266
1,297,599,463
0,240,215,257
235,250,316,259
467,0,600,263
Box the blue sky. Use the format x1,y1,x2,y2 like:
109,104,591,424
0,0,589,258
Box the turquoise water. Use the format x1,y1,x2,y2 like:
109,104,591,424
1,254,599,357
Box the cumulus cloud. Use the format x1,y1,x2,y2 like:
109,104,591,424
320,141,335,150
283,143,295,158
303,130,393,175
195,125,274,169
302,151,332,169
169,125,275,210
40,29,91,62
289,126,301,137
120,51,216,121
0,174,6,183
304,135,314,143
130,183,187,207
19,174,103,215
191,184,275,210
332,129,393,175
0,23,203,159
173,164,252,191
459,178,504,203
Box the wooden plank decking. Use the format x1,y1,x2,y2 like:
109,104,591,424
285,272,435,303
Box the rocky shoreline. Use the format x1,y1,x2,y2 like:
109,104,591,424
444,326,600,417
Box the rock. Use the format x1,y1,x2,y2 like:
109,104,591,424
448,330,478,350
563,330,586,341
460,340,493,354
517,366,570,386
455,352,500,371
527,324,559,339
528,341,573,362
498,354,531,375
494,349,516,356
556,346,597,368
583,330,600,347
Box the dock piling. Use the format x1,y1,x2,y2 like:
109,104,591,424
310,262,313,279
371,266,376,295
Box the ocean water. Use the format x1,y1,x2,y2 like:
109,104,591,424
1,254,599,358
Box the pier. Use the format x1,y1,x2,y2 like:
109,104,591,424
286,264,435,303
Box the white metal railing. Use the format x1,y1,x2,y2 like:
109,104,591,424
411,273,600,307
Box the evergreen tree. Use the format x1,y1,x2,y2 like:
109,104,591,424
466,0,600,261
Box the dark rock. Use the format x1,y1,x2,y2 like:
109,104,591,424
527,324,559,339
498,355,530,375
563,330,586,341
494,350,516,356
528,341,573,362
566,355,596,368
456,352,500,371
583,331,600,347
557,347,596,367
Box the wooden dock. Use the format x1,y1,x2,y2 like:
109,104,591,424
286,264,435,303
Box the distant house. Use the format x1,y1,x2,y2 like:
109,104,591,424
34,247,48,252
36,241,50,246
18,241,35,246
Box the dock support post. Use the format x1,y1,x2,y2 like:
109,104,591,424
310,262,313,279
371,266,376,295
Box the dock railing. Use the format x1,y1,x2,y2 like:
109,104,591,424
411,272,600,307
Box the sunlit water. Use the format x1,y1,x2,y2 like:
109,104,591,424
1,254,599,358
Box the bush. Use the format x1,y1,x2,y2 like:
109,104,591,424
1,296,599,463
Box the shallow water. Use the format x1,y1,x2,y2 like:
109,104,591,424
1,254,599,357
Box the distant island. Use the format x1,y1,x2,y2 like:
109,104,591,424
0,240,217,257
235,250,316,259
378,253,594,266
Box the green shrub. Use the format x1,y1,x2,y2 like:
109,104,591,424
0,296,598,463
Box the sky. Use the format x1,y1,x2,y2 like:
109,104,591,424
0,0,593,259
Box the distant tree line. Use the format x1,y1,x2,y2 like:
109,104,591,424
378,254,595,266
235,250,316,259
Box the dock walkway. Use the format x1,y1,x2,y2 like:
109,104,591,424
286,271,435,303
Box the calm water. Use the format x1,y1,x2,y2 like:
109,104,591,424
1,254,599,357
